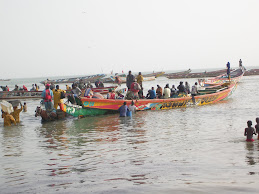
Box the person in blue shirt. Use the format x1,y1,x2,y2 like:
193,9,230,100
146,87,156,99
226,62,230,79
118,102,129,117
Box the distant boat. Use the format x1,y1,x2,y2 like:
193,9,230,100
0,90,43,100
165,69,191,79
0,79,11,81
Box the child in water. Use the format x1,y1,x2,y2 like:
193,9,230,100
244,120,256,142
255,118,259,140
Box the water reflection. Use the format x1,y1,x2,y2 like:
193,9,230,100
0,126,27,188
245,142,256,166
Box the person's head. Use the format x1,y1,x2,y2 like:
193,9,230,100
166,84,169,88
172,85,175,88
128,70,132,75
123,101,127,106
195,82,198,85
180,81,183,85
151,87,154,90
24,102,26,105
56,85,59,89
157,85,160,88
131,100,134,105
256,118,259,123
45,84,50,89
139,72,141,75
109,88,112,92
247,120,252,127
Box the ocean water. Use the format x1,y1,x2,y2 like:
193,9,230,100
1,75,259,193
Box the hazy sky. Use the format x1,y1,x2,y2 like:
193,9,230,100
1,0,259,78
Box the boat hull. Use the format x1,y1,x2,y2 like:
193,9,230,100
0,91,43,100
63,82,237,117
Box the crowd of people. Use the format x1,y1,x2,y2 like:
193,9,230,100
124,70,199,101
0,84,40,92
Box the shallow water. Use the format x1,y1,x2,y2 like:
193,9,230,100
1,76,259,193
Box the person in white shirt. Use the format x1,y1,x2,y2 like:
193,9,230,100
128,100,137,113
191,82,199,104
163,84,171,99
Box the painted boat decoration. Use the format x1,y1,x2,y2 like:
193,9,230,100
63,81,237,117
0,90,43,100
203,67,245,86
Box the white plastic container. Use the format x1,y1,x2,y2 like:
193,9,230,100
0,100,14,114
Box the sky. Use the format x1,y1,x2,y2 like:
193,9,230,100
1,0,259,79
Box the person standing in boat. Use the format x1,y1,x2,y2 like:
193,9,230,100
191,82,199,104
239,59,242,67
126,70,135,90
226,62,231,80
41,84,54,111
136,72,144,88
53,85,66,109
118,102,129,117
11,102,23,123
244,120,256,142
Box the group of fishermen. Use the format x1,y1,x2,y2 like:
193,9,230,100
0,84,40,92
124,70,199,102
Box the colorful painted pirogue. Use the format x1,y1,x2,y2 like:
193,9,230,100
203,67,245,86
63,81,239,117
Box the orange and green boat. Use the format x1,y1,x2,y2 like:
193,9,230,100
63,81,238,117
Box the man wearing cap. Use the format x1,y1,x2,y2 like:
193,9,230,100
41,84,54,110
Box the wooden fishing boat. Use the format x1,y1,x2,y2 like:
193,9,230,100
40,74,106,84
165,69,192,79
63,81,238,117
185,68,227,78
203,67,245,86
0,90,43,100
142,71,165,78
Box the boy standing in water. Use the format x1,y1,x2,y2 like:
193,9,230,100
244,120,256,142
255,118,259,140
